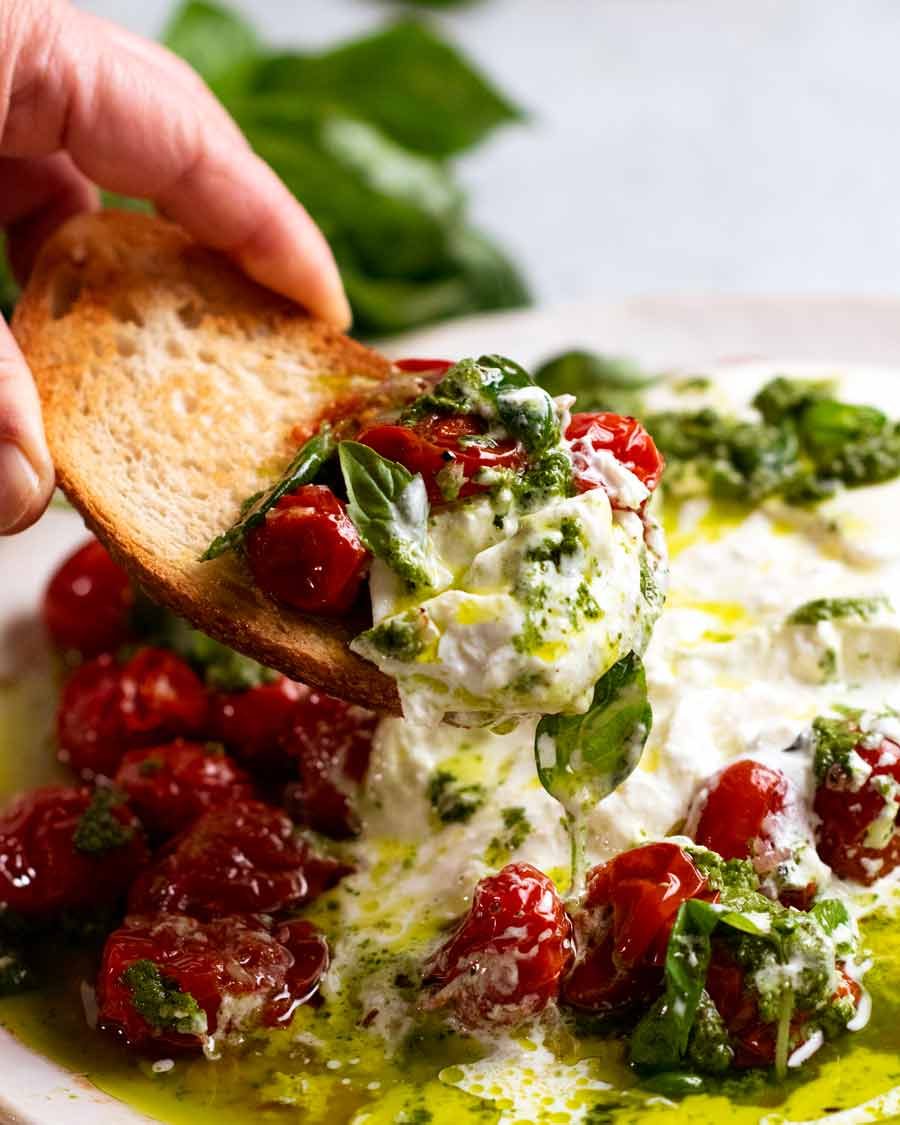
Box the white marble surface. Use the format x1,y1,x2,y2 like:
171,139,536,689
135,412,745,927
80,0,900,306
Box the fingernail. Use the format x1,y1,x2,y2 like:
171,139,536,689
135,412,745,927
0,442,40,533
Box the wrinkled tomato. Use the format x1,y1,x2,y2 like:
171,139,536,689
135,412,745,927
128,799,350,918
562,842,710,1013
0,785,147,918
43,539,135,656
566,412,665,494
814,736,900,883
245,486,369,614
115,740,254,838
281,687,377,839
208,676,305,774
97,913,329,1051
357,414,527,505
57,648,209,778
422,862,573,1028
394,358,454,375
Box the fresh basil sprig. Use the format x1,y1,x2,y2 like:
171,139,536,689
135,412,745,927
534,652,651,885
201,425,337,560
338,440,445,591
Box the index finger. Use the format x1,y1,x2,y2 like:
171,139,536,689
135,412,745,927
3,2,351,328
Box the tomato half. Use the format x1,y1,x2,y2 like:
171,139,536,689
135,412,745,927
43,539,135,656
245,485,369,614
423,862,573,1028
694,759,788,862
357,413,527,505
209,676,305,774
566,412,665,494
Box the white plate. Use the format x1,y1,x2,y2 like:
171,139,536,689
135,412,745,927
3,295,900,1124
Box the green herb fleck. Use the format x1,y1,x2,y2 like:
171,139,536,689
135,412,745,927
787,595,890,626
123,960,207,1036
485,806,532,867
427,770,485,824
73,789,135,855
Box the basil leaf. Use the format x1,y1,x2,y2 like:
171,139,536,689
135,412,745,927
338,441,443,591
162,1,260,87
535,351,658,416
201,425,337,560
534,652,651,820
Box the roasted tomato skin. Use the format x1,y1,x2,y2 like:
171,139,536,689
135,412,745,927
0,785,147,918
423,862,573,1028
566,412,665,493
127,799,349,918
357,414,526,505
693,759,788,862
208,676,305,774
562,842,711,1013
245,486,369,615
281,687,376,839
97,913,329,1052
394,358,454,375
115,740,254,838
814,737,900,883
43,539,135,656
57,648,209,778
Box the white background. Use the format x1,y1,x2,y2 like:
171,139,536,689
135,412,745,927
80,0,900,308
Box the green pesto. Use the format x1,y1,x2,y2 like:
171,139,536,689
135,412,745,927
427,770,486,824
787,595,891,626
72,788,134,855
123,960,207,1036
809,713,865,783
525,516,584,566
484,806,532,867
363,612,427,662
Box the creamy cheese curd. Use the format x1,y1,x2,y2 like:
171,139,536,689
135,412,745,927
306,362,900,1121
353,464,667,726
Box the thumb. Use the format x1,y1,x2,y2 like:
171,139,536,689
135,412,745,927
0,316,54,534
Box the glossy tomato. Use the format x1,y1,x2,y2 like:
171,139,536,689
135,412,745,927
693,759,788,862
57,648,209,778
208,676,305,774
394,358,454,375
115,740,254,838
566,412,664,495
97,913,329,1051
245,485,369,614
423,862,573,1028
814,736,900,883
562,842,710,1013
128,799,350,918
281,688,377,839
43,539,135,656
0,785,147,918
357,414,526,505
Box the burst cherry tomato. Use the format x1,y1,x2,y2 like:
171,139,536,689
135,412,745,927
357,414,527,505
245,486,369,614
814,736,900,883
57,648,209,778
394,358,454,375
115,740,254,838
562,842,710,1013
97,913,329,1051
209,676,305,774
127,799,350,918
566,412,664,495
422,862,573,1028
0,785,147,918
43,539,135,656
281,688,376,839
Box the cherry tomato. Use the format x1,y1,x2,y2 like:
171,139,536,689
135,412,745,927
245,486,369,614
357,414,527,505
115,740,255,838
0,785,147,918
566,412,665,494
814,736,900,883
43,539,135,656
394,358,454,375
281,687,377,839
422,862,573,1028
97,913,329,1051
127,799,350,918
562,842,710,1013
208,676,305,774
57,648,209,778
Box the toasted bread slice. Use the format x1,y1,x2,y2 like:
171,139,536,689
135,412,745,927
13,211,402,712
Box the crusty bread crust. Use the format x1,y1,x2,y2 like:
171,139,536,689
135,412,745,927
13,211,401,712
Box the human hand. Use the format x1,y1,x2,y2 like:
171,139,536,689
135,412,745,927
0,0,351,535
